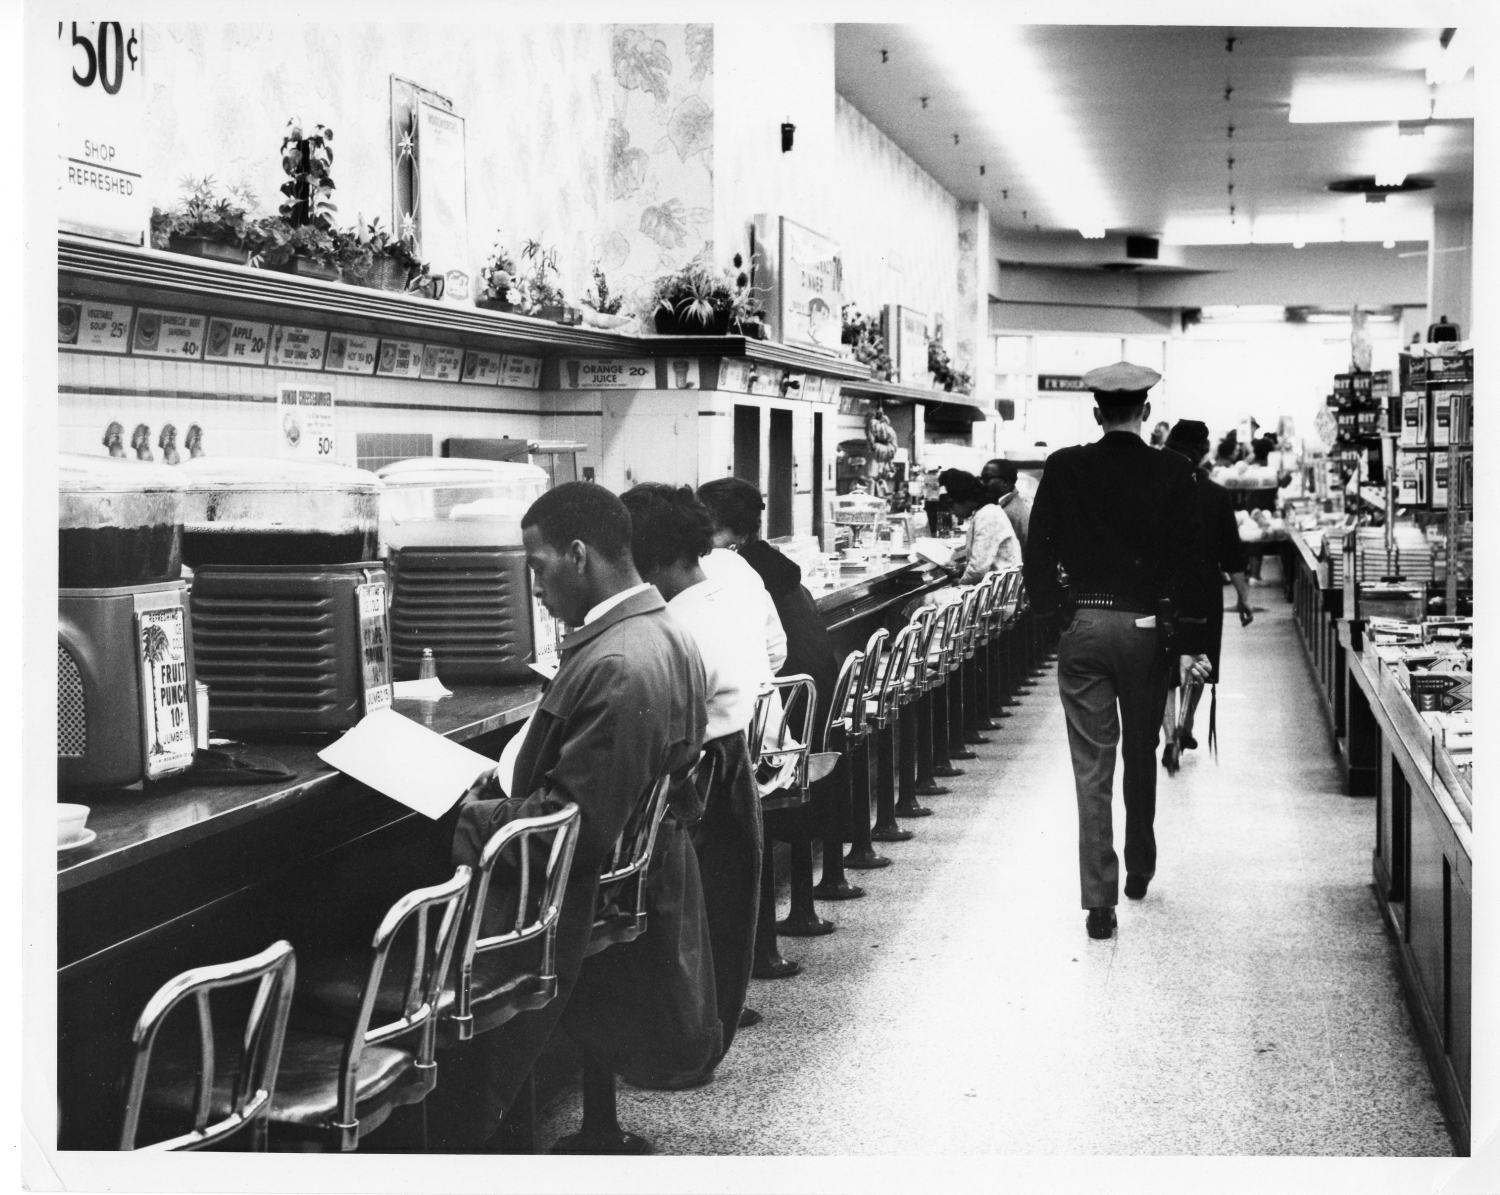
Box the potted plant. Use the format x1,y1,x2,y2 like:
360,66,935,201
476,241,521,312
927,338,974,394
339,216,428,293
842,303,893,381
150,176,262,265
515,239,579,323
646,253,765,337
580,263,631,329
255,119,341,280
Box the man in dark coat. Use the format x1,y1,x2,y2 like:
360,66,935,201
1024,363,1213,941
424,481,712,1149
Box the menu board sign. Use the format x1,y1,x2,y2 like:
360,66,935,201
665,358,701,390
134,599,195,781
779,218,843,350
377,339,425,378
269,325,328,371
325,333,379,375
356,582,394,714
132,309,206,359
62,301,132,352
276,384,336,462
717,359,753,393
499,355,542,389
558,358,655,390
782,372,807,400
420,344,465,381
58,21,149,244
205,318,271,365
462,350,504,385
749,365,784,397
894,306,929,386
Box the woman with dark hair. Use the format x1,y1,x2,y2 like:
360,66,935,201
1161,420,1253,767
620,482,771,1076
939,468,1021,585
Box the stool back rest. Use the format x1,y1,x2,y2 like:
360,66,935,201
752,674,819,794
971,577,996,644
818,649,864,751
927,602,959,683
990,569,1017,622
1000,568,1023,618
980,571,1006,630
119,940,297,1151
948,589,979,669
874,622,920,722
850,628,889,736
338,867,470,1130
591,768,677,949
456,803,582,1033
909,607,939,692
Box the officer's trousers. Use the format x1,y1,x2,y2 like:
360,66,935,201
1056,608,1170,908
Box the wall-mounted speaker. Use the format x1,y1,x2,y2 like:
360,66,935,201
1125,235,1160,260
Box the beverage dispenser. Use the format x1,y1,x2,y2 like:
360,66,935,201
179,458,390,733
58,454,198,789
376,459,550,682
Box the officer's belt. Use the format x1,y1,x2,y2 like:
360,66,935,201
1072,593,1156,616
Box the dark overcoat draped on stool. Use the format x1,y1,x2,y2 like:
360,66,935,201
423,588,709,1148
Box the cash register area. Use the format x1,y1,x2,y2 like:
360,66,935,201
535,574,1452,1156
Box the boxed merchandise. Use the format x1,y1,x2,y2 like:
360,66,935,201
1351,372,1373,403
1372,370,1392,401
1356,406,1383,436
1332,373,1353,408
1400,391,1428,446
1431,390,1455,446
1421,711,1473,751
1426,354,1472,385
1452,392,1472,445
1360,584,1425,621
1409,669,1472,713
1404,355,1427,387
1431,452,1450,509
1397,450,1427,506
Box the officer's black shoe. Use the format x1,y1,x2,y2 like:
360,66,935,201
738,1007,763,1028
1085,907,1117,939
1181,733,1198,750
1124,874,1150,900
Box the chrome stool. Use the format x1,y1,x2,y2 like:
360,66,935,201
945,588,981,763
882,620,932,824
810,648,867,901
907,605,948,797
865,622,919,843
987,569,1022,717
968,572,1005,735
842,629,893,871
924,600,965,780
120,940,296,1151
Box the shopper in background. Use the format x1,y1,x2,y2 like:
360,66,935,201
940,467,1022,586
1160,420,1254,768
1150,420,1171,448
429,481,711,1149
1024,362,1212,941
980,458,1033,551
621,482,771,1073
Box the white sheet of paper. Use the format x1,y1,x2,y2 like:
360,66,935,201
912,537,955,569
392,677,453,700
318,708,494,820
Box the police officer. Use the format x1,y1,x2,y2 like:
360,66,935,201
1023,363,1212,940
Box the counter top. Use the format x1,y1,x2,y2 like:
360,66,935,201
57,683,542,893
838,376,992,413
811,557,949,627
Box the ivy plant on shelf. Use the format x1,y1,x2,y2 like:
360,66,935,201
338,216,430,294
253,119,342,280
515,239,580,324
644,253,766,338
927,338,973,395
580,263,632,329
841,303,893,381
150,176,263,265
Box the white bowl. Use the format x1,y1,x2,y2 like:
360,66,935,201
57,803,90,845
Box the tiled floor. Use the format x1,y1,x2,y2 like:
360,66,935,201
537,580,1454,1156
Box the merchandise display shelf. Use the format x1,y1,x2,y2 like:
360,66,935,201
839,376,992,413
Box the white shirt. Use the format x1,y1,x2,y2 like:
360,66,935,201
960,503,1022,586
700,548,788,673
667,576,774,741
583,581,654,626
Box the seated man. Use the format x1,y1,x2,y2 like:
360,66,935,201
621,483,772,1073
423,481,711,1150
980,458,1033,552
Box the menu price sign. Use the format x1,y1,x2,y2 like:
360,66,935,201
59,21,148,244
665,359,701,390
749,365,784,397
717,359,753,393
134,599,195,781
269,325,328,371
326,333,379,375
205,318,271,365
276,384,336,462
61,301,132,352
356,582,394,714
377,339,425,378
133,309,206,359
500,355,542,389
421,344,465,381
559,358,654,390
462,350,503,385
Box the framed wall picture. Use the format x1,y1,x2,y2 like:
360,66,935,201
778,218,843,351
891,305,929,386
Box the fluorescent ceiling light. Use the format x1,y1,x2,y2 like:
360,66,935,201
1289,77,1473,124
1163,208,1430,247
916,23,1114,240
1198,305,1285,323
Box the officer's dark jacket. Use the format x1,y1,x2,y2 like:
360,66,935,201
1024,430,1209,634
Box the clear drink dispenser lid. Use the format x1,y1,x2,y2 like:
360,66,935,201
58,452,184,494
177,456,383,492
376,457,548,549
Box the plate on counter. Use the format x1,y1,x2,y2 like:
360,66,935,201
58,828,97,853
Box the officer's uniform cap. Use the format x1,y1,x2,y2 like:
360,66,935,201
1082,361,1162,403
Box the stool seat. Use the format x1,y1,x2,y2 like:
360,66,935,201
146,1029,420,1138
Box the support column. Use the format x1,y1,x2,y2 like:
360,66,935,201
1426,205,1472,340
955,203,993,404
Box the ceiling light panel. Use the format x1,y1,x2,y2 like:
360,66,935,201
915,23,1115,240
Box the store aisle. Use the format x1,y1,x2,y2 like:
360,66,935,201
537,581,1453,1156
